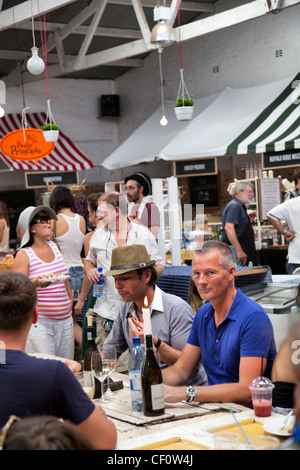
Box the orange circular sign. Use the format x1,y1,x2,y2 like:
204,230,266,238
0,128,55,163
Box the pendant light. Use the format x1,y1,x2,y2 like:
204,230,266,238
150,5,176,47
27,0,45,75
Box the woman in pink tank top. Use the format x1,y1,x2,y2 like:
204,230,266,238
12,205,74,359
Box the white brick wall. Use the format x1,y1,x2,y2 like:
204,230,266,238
1,2,300,187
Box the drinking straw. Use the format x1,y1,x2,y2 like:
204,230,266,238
260,354,264,380
230,410,253,449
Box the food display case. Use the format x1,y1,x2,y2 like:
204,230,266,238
241,283,297,315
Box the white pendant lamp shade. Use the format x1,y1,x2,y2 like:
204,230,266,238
0,105,5,118
150,6,176,47
27,47,45,75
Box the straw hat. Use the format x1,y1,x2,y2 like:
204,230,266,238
104,245,155,276
19,205,57,248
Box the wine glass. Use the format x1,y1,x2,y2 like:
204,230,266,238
91,346,116,404
105,349,117,397
75,371,95,400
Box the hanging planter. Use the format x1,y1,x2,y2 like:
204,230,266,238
174,4,194,122
41,123,60,142
174,95,194,121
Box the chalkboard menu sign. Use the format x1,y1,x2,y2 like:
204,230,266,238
25,171,78,188
190,174,219,207
174,158,217,177
263,151,300,169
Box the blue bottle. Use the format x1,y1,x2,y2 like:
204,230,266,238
128,337,145,412
92,267,105,298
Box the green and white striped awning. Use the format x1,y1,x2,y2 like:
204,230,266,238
158,74,300,163
227,73,300,155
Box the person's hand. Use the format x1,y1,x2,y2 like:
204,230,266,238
86,267,100,284
74,299,84,316
284,230,296,242
236,248,247,266
64,359,81,374
163,384,186,403
33,276,51,288
128,317,144,343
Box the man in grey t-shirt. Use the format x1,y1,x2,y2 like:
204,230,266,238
103,245,207,386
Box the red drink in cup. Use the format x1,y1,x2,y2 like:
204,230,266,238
249,377,274,418
252,398,272,417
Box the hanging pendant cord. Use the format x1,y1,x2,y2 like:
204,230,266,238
158,50,166,118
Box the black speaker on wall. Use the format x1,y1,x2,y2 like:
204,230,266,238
100,94,120,117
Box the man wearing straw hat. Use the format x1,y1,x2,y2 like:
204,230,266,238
102,244,207,385
162,241,276,405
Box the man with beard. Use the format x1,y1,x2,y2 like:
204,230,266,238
125,172,160,239
220,181,258,266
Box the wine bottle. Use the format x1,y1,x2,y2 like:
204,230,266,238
141,334,165,416
83,316,102,398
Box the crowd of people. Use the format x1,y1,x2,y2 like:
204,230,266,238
0,171,300,450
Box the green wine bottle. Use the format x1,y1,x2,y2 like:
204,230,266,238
141,334,165,416
83,316,102,399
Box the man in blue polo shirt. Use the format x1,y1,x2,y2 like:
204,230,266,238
162,241,277,406
220,181,258,266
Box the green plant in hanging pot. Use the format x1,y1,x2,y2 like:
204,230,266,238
41,122,60,142
174,95,194,121
174,95,194,108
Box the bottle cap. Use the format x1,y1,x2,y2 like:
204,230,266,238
98,267,103,273
132,337,141,345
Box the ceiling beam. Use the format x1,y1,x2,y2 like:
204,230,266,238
0,0,77,31
53,0,300,72
4,0,300,86
0,0,214,32
74,0,109,70
11,21,143,39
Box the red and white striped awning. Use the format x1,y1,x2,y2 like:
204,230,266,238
0,113,94,171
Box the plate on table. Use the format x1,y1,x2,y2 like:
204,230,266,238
263,415,295,437
40,273,69,283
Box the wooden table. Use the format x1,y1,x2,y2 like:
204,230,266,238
95,373,289,450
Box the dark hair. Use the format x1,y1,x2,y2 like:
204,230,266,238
87,193,101,212
49,185,75,213
137,266,157,287
98,192,128,216
0,272,37,331
0,201,9,227
3,416,94,450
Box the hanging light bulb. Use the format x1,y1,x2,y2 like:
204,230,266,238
27,46,45,75
158,49,168,126
160,114,168,126
150,6,176,47
0,104,5,118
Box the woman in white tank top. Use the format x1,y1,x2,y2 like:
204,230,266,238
0,201,10,253
50,186,86,345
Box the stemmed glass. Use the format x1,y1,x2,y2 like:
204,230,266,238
91,346,116,404
105,350,118,397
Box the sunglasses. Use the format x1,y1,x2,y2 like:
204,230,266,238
31,215,51,225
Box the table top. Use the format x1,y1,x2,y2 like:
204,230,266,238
95,373,290,450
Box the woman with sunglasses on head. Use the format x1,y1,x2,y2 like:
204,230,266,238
12,205,74,359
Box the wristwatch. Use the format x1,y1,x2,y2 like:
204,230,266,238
185,385,197,403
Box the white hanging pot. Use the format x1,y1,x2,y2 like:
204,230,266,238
43,130,59,142
175,106,194,121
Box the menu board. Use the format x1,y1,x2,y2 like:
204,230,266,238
259,178,281,220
